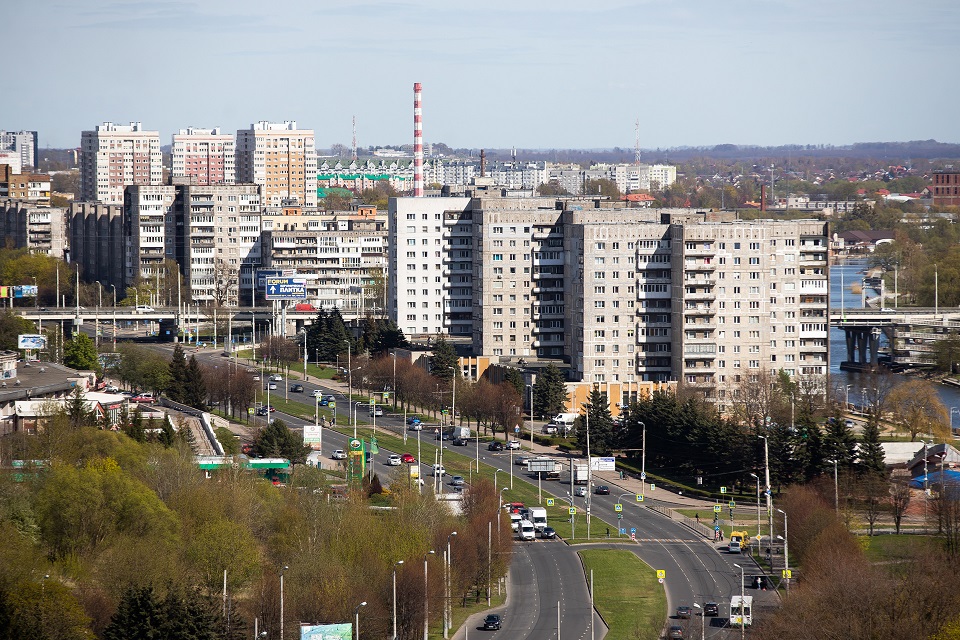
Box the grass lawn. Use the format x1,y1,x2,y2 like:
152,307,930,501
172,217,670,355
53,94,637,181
861,534,939,562
676,507,760,540
579,549,664,640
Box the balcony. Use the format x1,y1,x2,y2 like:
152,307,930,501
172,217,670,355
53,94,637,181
684,290,715,301
684,261,716,271
683,305,715,316
684,245,716,256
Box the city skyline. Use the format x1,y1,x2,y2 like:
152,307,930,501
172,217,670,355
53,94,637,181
6,0,960,149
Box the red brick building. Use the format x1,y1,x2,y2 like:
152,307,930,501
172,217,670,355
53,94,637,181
932,170,960,207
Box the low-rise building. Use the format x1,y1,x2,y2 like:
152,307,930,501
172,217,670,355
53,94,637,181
0,165,51,204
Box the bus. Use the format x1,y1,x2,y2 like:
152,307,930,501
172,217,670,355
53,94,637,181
730,595,753,627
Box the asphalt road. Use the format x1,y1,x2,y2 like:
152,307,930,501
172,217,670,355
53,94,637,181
154,346,765,638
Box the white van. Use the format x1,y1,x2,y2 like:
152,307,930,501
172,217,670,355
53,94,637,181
518,519,536,541
529,507,548,532
510,512,522,532
135,305,155,313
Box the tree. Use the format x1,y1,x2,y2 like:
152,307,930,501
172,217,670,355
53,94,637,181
183,355,207,410
64,384,95,429
532,364,568,419
537,181,570,196
63,333,100,373
104,586,231,640
0,310,36,351
253,419,310,464
429,337,457,381
503,367,524,398
858,418,886,477
1,579,92,640
167,344,188,403
576,387,616,456
931,335,960,374
583,178,621,200
890,477,912,535
886,379,950,441
211,258,239,306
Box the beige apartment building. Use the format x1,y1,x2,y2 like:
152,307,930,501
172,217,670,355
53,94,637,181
125,185,176,284
0,198,68,259
236,121,317,208
80,122,163,205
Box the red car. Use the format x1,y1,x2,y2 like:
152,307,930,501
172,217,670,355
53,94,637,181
402,453,416,464
131,393,156,404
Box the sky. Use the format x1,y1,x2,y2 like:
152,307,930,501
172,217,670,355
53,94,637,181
6,0,960,151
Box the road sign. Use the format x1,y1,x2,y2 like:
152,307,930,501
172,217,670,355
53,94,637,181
264,277,307,300
614,503,623,512
369,398,375,406
713,505,722,513
546,498,555,507
631,532,636,541
636,495,644,502
620,528,626,535
715,525,721,532
329,401,336,408
650,484,655,491
782,569,792,579
728,500,736,508
720,486,727,494
640,471,646,480
658,577,664,584
568,507,577,515
630,527,637,534
514,426,520,433
656,570,666,579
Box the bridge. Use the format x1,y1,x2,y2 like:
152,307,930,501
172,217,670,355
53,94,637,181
831,307,960,370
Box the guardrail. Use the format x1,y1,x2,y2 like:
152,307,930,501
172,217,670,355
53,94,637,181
647,504,713,539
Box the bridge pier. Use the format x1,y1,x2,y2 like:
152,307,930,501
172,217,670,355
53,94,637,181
841,326,883,369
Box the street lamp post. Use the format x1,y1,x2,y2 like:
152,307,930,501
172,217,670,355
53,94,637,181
845,384,852,411
693,603,704,640
354,601,367,640
423,550,435,640
749,472,761,538
759,435,773,561
732,563,745,640
279,565,288,640
639,421,647,495
777,508,789,595
393,560,404,640
347,341,354,438
444,531,457,639
830,459,839,513
497,487,508,546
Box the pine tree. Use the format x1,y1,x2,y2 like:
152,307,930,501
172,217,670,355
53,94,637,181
157,418,176,448
184,355,207,410
65,384,93,429
104,586,163,640
533,363,568,419
576,387,616,455
253,419,309,464
504,367,525,398
167,343,188,403
858,418,886,476
124,409,146,443
824,405,858,470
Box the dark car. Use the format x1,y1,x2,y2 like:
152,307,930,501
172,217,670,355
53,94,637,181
482,614,502,631
595,485,611,495
704,602,719,617
668,626,684,639
290,384,304,393
435,431,450,441
540,526,557,539
676,605,692,619
452,437,467,446
488,441,504,451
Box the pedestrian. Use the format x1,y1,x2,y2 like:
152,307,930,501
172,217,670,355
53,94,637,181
695,513,699,523
606,527,610,538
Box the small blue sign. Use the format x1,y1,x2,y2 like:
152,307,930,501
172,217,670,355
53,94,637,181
630,527,636,534
715,525,721,532
620,528,626,535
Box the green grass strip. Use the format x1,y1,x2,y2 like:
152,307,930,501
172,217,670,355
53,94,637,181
579,549,665,640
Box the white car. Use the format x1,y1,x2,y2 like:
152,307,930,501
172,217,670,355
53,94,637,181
312,389,323,397
332,450,347,460
369,406,383,417
574,486,587,497
506,440,521,450
387,454,402,466
432,464,446,477
269,374,283,382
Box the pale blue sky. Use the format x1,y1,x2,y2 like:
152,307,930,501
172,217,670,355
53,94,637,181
6,0,958,150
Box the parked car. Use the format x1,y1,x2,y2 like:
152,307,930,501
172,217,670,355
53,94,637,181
540,526,557,539
290,384,304,393
482,615,502,631
595,485,611,495
704,602,719,617
332,450,347,460
488,441,504,451
506,440,521,450
387,454,402,466
103,384,119,393
402,453,416,464
676,605,692,619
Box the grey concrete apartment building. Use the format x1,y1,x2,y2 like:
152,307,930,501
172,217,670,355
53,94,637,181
0,198,68,259
388,192,829,408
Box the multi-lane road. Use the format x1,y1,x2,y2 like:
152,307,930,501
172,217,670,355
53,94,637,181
168,347,768,639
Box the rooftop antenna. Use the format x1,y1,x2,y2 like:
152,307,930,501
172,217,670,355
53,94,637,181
352,116,357,161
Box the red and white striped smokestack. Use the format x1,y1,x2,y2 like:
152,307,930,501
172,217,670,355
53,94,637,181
413,82,423,197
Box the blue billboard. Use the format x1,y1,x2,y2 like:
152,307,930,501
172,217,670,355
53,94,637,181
300,624,352,640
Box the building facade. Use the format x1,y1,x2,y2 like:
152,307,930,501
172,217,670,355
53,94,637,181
124,185,177,283
0,130,38,170
236,121,317,208
171,128,236,186
0,199,68,259
80,122,163,205
932,170,960,208
0,165,51,204
70,201,126,291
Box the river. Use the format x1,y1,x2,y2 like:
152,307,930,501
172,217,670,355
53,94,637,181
830,258,960,415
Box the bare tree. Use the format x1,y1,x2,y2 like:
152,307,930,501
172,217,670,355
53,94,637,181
212,258,239,307
890,477,912,535
886,378,950,441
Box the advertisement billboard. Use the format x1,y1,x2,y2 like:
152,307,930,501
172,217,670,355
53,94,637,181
300,623,352,640
265,277,307,300
17,334,47,350
303,423,321,445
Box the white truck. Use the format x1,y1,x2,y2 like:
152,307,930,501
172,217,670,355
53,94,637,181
730,595,753,627
547,412,579,435
529,506,548,532
573,464,590,485
517,519,536,541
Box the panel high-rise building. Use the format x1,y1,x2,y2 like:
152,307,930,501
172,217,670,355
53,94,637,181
171,127,235,185
0,130,38,170
80,122,162,205
235,121,317,208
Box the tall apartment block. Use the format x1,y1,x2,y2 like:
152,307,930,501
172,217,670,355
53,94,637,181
0,198,68,259
171,128,236,185
71,202,126,291
174,184,261,305
388,192,829,410
0,130,38,170
262,207,387,311
80,122,163,205
236,121,317,208
125,185,176,283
